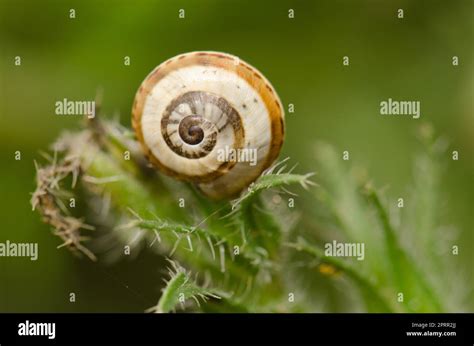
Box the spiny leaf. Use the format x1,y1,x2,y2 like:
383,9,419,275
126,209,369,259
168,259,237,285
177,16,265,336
119,210,221,256
231,172,316,211
31,153,96,261
149,260,221,313
225,160,315,262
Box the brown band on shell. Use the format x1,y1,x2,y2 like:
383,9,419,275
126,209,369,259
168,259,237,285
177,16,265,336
160,91,244,163
178,116,205,145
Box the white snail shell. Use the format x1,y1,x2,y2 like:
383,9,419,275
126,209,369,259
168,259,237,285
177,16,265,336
132,51,285,199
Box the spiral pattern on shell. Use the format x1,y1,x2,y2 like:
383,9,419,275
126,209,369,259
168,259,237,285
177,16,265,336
132,51,285,199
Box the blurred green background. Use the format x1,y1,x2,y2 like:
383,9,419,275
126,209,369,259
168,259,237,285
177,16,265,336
0,0,472,312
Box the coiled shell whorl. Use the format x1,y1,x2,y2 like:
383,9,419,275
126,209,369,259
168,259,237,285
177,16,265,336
132,51,285,199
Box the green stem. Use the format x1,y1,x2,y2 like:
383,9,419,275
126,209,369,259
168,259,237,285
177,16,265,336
366,187,443,312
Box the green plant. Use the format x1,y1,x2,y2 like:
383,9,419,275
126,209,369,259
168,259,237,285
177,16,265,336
32,116,465,313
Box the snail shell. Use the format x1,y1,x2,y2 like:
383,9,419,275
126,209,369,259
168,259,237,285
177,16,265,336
132,51,285,199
